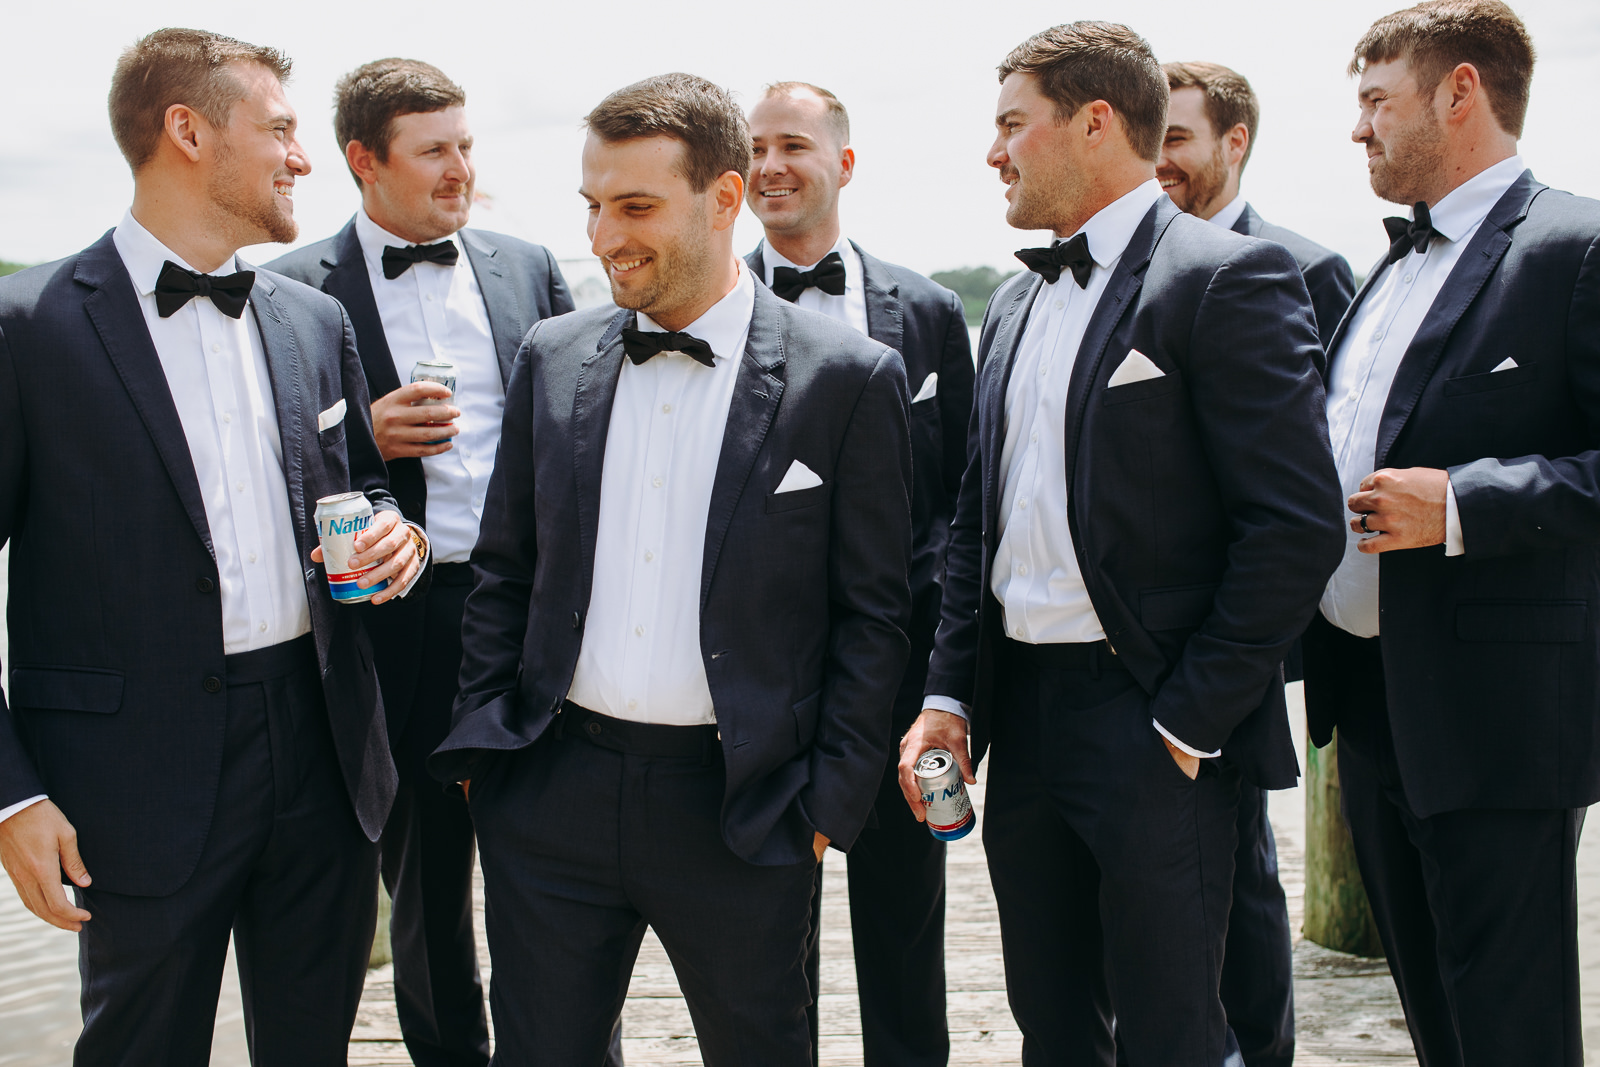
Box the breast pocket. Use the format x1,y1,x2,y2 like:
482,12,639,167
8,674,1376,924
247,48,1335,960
1443,363,1538,397
317,421,347,449
1103,372,1184,406
766,482,829,513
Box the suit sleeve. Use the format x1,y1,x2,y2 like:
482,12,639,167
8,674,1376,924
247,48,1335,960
1305,251,1356,356
545,249,576,317
937,290,976,507
1149,241,1346,753
1450,232,1600,557
802,346,913,848
0,322,47,808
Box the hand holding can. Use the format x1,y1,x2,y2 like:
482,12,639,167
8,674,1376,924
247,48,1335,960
314,492,391,603
410,359,457,445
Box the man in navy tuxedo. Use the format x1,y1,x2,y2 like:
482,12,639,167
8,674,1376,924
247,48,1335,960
429,73,913,1066
1154,59,1358,1067
1303,3,1600,1063
898,22,1344,1066
0,28,421,1065
743,80,973,1067
269,57,573,1067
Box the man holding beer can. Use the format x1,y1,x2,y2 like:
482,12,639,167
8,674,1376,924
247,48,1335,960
269,57,572,1067
0,28,421,1063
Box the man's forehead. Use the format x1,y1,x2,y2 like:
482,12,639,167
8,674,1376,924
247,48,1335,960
581,133,691,192
1359,57,1414,96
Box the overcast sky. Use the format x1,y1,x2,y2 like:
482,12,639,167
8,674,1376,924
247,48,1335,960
3,0,1596,282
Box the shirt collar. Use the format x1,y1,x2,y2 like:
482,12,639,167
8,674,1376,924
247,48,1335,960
112,209,241,297
764,232,853,276
636,259,756,364
354,208,463,280
1421,154,1525,243
1205,193,1248,232
1061,178,1166,270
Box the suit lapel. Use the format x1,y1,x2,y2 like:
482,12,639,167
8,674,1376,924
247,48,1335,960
320,220,401,398
461,228,525,388
1061,199,1174,481
700,285,786,610
572,311,630,609
246,269,311,545
855,241,904,357
743,242,767,283
1374,172,1541,467
980,274,1042,530
1232,203,1261,237
77,234,215,559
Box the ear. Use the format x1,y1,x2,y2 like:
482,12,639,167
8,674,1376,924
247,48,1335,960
163,103,206,164
837,144,856,189
1226,122,1250,169
710,170,744,232
1081,99,1115,148
345,140,381,187
1441,62,1482,126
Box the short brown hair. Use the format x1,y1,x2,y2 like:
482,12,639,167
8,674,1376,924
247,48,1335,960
999,22,1168,162
1350,0,1535,137
333,59,466,186
109,27,291,172
1164,61,1261,171
761,81,851,145
585,73,751,192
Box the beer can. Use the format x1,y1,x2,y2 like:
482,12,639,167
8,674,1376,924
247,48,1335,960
410,359,457,445
315,492,390,604
915,749,974,841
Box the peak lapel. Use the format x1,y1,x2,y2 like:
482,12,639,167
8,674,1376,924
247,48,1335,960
573,312,630,608
321,220,401,399
76,234,215,559
700,286,785,611
980,273,1042,524
461,229,525,388
1375,171,1542,468
743,242,767,283
245,271,311,543
855,242,904,356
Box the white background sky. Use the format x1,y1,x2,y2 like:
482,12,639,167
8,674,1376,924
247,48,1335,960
2,0,1596,282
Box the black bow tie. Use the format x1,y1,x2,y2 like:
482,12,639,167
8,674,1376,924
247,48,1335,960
1014,233,1094,289
620,327,717,368
154,260,255,319
770,251,847,302
381,241,460,280
1383,202,1438,264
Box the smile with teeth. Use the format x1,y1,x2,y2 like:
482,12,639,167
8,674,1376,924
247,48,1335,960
1159,178,1182,189
275,183,293,199
610,256,650,274
761,189,796,198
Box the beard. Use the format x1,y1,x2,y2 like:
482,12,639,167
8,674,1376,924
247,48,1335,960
606,200,716,322
1004,165,1074,233
208,139,297,245
1369,108,1448,206
1167,143,1230,216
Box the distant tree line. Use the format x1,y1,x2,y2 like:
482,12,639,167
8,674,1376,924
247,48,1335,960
930,266,1019,327
0,260,28,277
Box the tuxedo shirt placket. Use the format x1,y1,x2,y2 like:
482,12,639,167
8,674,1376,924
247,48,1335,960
763,234,869,335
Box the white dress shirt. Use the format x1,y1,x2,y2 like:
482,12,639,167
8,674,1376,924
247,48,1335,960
355,211,504,564
925,180,1212,756
565,264,756,725
762,234,870,337
1206,193,1248,232
1319,155,1525,638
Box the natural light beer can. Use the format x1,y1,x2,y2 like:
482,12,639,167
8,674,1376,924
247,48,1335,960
916,749,974,841
315,492,389,604
410,358,457,445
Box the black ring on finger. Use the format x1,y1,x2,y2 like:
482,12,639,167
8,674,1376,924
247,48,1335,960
1360,513,1372,533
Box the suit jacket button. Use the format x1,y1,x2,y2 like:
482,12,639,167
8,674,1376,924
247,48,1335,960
203,676,222,693
587,722,602,735
197,577,215,593
572,612,582,630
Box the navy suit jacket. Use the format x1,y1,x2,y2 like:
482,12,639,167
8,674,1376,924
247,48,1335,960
1305,171,1600,817
268,220,574,737
0,231,401,896
429,284,914,865
745,240,974,725
926,197,1346,789
1232,203,1356,351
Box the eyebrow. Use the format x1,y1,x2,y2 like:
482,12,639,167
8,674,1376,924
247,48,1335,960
1359,85,1390,103
1165,124,1195,136
995,108,1024,126
578,188,666,202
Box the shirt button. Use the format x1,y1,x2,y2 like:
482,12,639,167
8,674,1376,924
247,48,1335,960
1014,626,1025,639
627,699,638,710
211,343,220,354
1031,431,1039,443
236,481,245,492
1018,497,1029,510
1053,299,1065,311
426,294,434,302
635,624,645,636
1403,274,1413,283
662,404,672,414
1017,563,1028,576
222,412,233,423
652,476,663,488
644,550,654,562
474,497,485,508
258,621,268,633
248,552,257,563
1374,332,1384,343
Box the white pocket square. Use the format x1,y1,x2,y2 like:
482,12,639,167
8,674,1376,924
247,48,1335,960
775,459,824,493
1106,349,1165,388
1491,357,1518,372
911,372,939,403
318,398,347,432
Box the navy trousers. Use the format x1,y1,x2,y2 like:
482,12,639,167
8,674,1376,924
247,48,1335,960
471,707,817,1066
983,639,1242,1067
379,564,491,1067
1303,615,1584,1067
73,636,378,1067
1218,784,1294,1067
804,747,949,1067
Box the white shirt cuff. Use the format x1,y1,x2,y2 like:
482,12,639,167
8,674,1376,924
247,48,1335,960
922,695,971,723
1153,719,1221,759
0,795,48,825
1444,478,1465,557
395,521,429,598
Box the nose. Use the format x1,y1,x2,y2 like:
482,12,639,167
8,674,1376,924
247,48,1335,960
987,134,1007,171
1352,113,1372,144
445,145,471,183
287,135,311,176
589,207,622,259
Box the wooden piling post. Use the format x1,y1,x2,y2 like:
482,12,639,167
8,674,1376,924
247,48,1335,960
1303,731,1385,957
